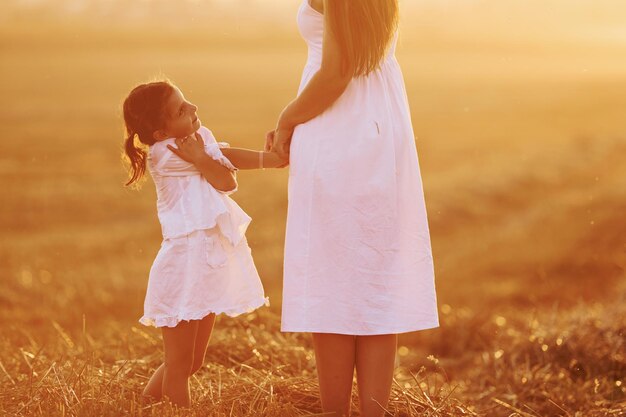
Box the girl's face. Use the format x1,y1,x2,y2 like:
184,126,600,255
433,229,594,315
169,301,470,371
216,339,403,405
155,87,201,140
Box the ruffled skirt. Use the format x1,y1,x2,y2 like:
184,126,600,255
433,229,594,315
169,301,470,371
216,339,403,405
140,227,268,328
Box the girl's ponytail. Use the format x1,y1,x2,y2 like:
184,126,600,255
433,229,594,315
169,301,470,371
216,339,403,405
124,130,147,186
121,80,174,187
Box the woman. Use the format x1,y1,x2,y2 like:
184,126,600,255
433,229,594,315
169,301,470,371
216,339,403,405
268,1,439,416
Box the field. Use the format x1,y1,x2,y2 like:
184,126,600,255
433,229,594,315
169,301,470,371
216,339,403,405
0,2,625,416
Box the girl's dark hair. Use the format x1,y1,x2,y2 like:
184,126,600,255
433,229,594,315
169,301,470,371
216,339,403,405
122,80,175,186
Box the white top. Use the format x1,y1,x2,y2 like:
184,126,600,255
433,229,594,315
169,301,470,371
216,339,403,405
147,125,251,245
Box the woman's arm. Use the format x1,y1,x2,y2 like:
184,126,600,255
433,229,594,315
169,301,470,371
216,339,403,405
276,0,352,133
220,147,288,169
167,134,237,192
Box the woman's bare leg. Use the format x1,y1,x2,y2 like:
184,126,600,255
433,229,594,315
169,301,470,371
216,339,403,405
141,314,215,400
355,334,397,417
161,319,199,407
312,333,356,417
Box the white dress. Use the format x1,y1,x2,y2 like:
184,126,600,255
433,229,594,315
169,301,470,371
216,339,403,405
281,0,439,335
139,126,269,328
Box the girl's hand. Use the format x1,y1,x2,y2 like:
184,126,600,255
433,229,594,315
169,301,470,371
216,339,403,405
167,132,206,163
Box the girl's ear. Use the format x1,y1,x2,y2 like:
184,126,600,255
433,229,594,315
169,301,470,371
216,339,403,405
153,129,169,141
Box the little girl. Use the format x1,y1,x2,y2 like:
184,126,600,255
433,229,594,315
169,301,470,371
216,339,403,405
122,80,286,408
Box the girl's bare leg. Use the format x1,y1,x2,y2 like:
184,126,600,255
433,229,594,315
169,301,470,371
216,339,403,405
161,319,199,407
142,363,166,401
355,334,397,417
190,313,216,374
141,314,216,401
312,333,356,417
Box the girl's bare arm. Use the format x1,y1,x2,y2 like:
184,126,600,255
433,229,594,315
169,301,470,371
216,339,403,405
220,148,288,170
191,153,237,192
167,134,237,192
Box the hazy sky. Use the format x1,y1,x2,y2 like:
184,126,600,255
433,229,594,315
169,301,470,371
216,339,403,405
2,0,625,43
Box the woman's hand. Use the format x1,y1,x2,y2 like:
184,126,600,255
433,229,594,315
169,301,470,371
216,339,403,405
272,149,290,168
167,132,206,163
264,128,291,167
271,127,294,160
264,129,275,152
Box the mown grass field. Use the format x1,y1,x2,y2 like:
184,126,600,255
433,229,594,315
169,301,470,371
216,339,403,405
0,6,625,415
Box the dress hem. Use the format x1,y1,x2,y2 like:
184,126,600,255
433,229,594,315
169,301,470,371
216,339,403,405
139,296,269,328
279,320,440,336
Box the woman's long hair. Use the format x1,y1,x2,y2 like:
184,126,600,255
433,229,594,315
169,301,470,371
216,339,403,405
325,0,399,77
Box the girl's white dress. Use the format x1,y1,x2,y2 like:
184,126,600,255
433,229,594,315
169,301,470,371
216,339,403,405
281,0,439,335
139,126,269,328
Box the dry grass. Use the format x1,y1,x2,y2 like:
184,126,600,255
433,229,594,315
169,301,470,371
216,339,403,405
0,298,623,416
1,6,626,416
